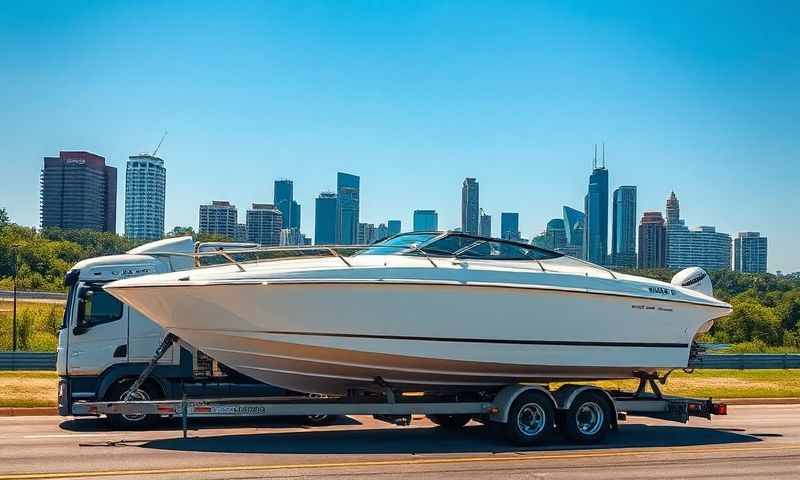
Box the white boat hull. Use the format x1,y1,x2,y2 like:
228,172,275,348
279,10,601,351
108,280,727,395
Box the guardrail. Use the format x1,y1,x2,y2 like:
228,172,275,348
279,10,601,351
690,353,800,370
0,352,798,371
0,352,57,370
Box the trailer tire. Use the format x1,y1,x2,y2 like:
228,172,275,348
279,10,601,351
105,379,162,430
427,414,471,430
501,391,555,445
561,391,611,444
303,414,338,426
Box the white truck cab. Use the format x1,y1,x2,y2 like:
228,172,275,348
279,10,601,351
57,237,292,427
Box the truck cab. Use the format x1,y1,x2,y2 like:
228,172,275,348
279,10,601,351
57,237,292,427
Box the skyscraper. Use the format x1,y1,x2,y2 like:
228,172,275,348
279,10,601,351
500,212,520,240
273,180,293,228
583,146,608,265
664,192,731,271
638,211,666,268
40,151,117,232
533,218,567,250
376,223,389,242
562,206,585,258
336,172,360,245
199,201,238,239
387,220,401,236
611,186,637,267
413,210,438,231
314,192,337,245
125,154,166,241
461,177,479,234
290,200,301,229
479,209,492,237
246,203,282,246
734,232,768,273
357,222,376,244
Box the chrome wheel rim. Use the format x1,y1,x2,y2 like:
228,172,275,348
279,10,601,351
120,388,150,422
575,402,604,436
517,402,547,437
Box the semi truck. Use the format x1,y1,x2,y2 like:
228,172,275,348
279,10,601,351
57,236,333,428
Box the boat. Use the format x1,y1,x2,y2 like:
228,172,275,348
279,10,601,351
104,231,732,396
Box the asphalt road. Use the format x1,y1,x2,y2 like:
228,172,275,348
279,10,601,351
0,290,66,304
1,405,799,479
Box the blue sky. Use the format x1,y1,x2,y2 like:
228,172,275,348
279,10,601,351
1,1,798,272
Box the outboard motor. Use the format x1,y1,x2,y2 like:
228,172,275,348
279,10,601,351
671,267,713,297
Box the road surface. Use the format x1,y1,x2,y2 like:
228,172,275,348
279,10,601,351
0,405,798,479
0,290,66,304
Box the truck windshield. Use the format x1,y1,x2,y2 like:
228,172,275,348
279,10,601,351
61,283,76,330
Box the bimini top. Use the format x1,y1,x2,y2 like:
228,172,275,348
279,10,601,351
356,231,563,261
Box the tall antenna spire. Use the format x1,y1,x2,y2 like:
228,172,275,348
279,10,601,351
593,144,597,169
602,142,606,168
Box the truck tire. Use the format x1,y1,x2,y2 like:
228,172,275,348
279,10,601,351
500,391,555,445
560,391,612,444
105,379,162,430
427,414,471,430
303,414,339,426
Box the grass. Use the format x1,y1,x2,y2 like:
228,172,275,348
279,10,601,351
0,300,63,351
0,371,58,407
580,369,800,399
1,370,800,409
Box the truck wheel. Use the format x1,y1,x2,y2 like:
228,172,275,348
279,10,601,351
427,414,471,430
501,391,555,445
105,379,162,430
561,391,611,444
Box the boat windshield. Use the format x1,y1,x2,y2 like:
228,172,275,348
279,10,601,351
356,232,562,261
355,233,440,255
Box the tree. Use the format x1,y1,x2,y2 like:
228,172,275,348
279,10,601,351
711,299,782,345
0,208,9,230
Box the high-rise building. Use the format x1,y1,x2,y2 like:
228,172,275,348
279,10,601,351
376,223,389,242
279,227,303,246
40,151,117,232
479,209,492,238
531,219,567,250
336,172,360,244
357,222,376,244
665,193,731,271
246,203,282,246
314,192,337,245
583,147,608,265
461,177,479,234
234,223,248,242
273,180,293,228
199,201,238,239
500,212,520,240
124,154,166,241
734,232,768,273
611,186,637,267
562,206,585,258
387,220,401,236
638,211,666,268
413,210,438,232
290,200,301,229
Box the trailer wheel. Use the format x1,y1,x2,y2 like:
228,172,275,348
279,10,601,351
105,379,162,430
427,414,471,430
501,391,555,445
561,391,611,444
303,414,338,426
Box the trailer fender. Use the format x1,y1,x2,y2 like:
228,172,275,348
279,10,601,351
489,384,557,424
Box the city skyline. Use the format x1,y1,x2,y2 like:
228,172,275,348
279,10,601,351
2,2,797,272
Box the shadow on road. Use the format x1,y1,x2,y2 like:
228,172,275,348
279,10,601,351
140,422,761,455
59,415,361,432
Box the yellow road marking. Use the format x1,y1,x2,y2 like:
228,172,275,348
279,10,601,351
2,443,799,480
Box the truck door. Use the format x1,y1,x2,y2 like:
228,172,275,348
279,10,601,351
128,306,178,364
66,284,129,376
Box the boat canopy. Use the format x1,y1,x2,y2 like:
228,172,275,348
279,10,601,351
356,231,563,261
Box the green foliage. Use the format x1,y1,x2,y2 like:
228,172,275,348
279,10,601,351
0,302,64,351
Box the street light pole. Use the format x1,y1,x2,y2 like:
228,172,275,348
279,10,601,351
11,244,20,352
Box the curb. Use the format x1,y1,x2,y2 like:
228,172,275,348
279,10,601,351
719,397,800,406
0,407,57,416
